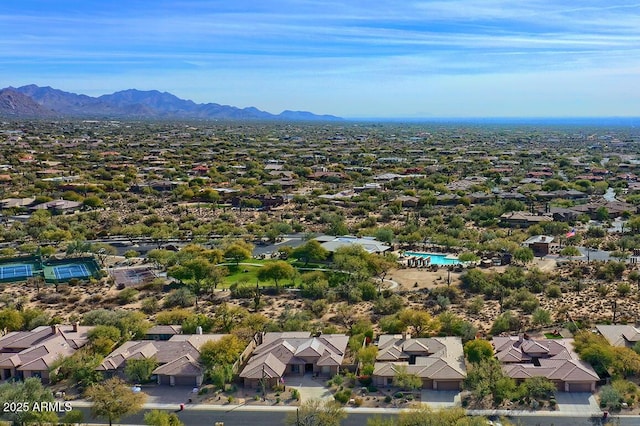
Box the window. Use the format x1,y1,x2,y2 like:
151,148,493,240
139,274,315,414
291,365,300,373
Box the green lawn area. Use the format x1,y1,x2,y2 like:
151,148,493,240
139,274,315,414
544,333,563,339
218,258,331,288
222,264,262,287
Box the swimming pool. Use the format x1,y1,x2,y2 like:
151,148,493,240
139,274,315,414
404,252,461,265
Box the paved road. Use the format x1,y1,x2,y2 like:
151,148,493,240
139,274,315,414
72,405,638,426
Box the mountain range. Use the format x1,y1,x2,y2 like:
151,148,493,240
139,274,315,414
0,85,341,121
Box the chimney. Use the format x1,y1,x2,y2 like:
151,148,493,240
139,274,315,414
518,334,524,343
51,325,58,335
402,331,408,340
73,322,79,332
196,326,203,335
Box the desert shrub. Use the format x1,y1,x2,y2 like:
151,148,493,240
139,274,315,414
334,389,352,404
118,288,139,305
163,287,195,308
373,294,404,315
308,299,327,317
467,296,484,315
600,385,623,410
229,283,256,299
545,285,562,298
140,297,159,314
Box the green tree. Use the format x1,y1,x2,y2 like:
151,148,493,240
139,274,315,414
464,358,516,405
0,308,24,334
357,345,378,367
86,377,147,426
144,410,185,426
464,339,494,364
490,311,520,335
284,398,346,426
199,335,245,368
398,309,440,337
513,247,534,264
291,240,329,266
257,260,296,290
531,308,552,327
124,357,159,383
223,242,253,265
87,325,122,356
213,303,248,333
559,246,581,257
519,376,556,399
168,257,217,307
0,378,58,425
393,365,422,390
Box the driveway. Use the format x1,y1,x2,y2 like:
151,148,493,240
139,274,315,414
286,374,333,402
555,392,600,415
420,390,460,409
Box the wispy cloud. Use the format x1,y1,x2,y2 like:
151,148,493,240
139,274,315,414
0,0,638,117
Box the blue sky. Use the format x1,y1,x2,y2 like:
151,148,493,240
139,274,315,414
1,1,639,118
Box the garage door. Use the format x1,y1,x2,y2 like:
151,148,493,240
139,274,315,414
174,376,197,386
436,381,461,391
568,382,592,392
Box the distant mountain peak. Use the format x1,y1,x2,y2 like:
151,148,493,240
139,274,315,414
1,84,342,121
0,88,56,117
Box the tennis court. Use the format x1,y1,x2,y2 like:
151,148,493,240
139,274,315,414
52,264,90,280
0,264,34,280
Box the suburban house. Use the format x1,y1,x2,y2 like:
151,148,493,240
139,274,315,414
239,332,348,389
371,335,467,391
521,235,555,256
145,325,183,341
0,324,94,383
569,201,637,219
97,334,226,386
595,325,640,348
493,335,599,392
500,212,552,228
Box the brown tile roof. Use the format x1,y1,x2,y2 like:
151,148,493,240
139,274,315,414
0,325,92,372
98,334,226,371
493,336,599,384
374,336,466,381
240,333,348,380
152,354,202,377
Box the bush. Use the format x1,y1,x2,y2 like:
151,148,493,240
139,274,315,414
600,385,623,410
334,389,352,404
367,386,378,393
545,285,562,298
163,287,195,308
140,297,159,314
290,388,300,401
373,294,404,315
229,283,256,299
384,395,392,403
358,375,372,387
330,374,344,387
353,397,363,407
118,288,139,305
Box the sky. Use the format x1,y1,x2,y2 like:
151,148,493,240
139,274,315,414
1,1,639,119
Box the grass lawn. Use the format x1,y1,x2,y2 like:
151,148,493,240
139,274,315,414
218,258,330,288
222,264,262,287
544,333,563,339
